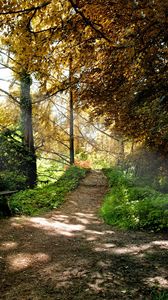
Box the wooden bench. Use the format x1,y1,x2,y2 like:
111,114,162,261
0,190,18,217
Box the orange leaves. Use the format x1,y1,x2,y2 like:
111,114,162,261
0,0,167,156
73,0,168,154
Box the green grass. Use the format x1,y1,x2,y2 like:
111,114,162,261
37,159,64,186
148,288,168,300
9,166,87,216
101,167,168,232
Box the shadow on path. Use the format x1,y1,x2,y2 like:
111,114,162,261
0,171,168,299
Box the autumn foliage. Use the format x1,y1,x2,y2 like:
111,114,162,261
0,0,168,157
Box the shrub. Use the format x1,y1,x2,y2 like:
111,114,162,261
0,171,27,191
9,166,87,216
101,168,168,231
148,288,168,300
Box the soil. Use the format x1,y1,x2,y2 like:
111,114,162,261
0,170,168,300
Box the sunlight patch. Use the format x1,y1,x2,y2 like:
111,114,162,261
0,241,18,251
94,247,107,252
152,240,168,249
146,276,168,288
51,215,69,221
30,217,85,236
11,222,24,229
103,243,116,248
94,243,153,254
94,243,116,252
75,212,96,219
112,243,152,254
88,278,104,292
74,216,90,225
86,236,97,241
85,229,103,235
7,252,49,271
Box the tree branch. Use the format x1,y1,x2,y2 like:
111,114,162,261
0,1,51,15
42,150,69,162
38,155,69,165
0,49,22,66
0,61,20,74
68,0,112,43
0,88,20,104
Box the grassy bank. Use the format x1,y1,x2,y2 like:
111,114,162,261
10,166,87,216
101,167,168,232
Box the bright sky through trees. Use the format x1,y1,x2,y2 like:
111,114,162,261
0,68,11,92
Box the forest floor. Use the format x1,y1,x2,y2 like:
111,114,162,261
0,170,168,300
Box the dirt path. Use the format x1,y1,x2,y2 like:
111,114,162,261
0,170,168,300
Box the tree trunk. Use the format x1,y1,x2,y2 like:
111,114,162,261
69,56,75,165
20,70,37,188
74,108,80,154
131,139,135,154
117,135,125,166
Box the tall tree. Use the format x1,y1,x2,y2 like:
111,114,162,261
73,0,168,155
20,70,37,187
1,0,167,160
69,55,75,164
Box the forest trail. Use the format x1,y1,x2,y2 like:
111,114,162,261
0,170,168,300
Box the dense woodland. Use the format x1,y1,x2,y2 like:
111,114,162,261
0,1,168,231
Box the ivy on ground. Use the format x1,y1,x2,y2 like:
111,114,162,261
10,166,87,216
101,168,168,232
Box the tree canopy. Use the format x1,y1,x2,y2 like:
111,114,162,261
0,0,168,158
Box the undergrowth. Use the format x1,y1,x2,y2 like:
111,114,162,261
10,166,87,216
148,288,168,300
101,167,168,232
0,171,27,191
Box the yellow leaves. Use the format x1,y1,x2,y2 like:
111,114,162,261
0,0,75,77
0,103,19,128
0,35,9,47
84,25,93,38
